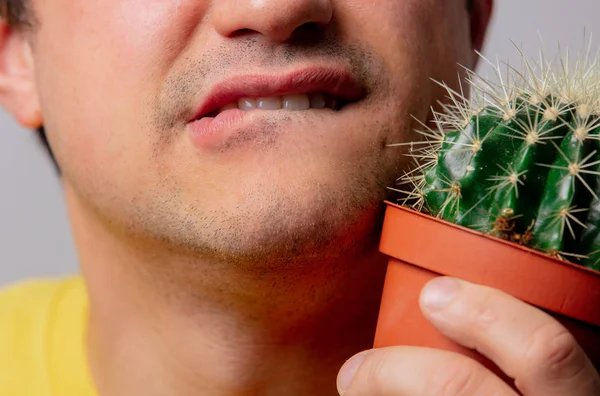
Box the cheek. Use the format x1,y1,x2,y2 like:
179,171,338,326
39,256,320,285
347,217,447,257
338,0,471,158
32,0,209,183
36,0,207,71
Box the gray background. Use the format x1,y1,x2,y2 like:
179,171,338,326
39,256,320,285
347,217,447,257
1,0,599,286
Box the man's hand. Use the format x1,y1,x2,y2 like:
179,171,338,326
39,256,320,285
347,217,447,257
337,277,600,395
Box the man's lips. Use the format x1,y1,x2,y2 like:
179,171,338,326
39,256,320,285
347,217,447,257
188,67,366,122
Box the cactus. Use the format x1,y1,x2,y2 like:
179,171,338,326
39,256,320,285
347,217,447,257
395,44,600,271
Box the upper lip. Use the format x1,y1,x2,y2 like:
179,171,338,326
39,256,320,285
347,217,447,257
189,66,366,121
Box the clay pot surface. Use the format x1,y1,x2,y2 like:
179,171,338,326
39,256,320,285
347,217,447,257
374,202,600,372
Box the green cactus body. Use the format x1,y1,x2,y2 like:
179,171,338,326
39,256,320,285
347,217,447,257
399,49,600,271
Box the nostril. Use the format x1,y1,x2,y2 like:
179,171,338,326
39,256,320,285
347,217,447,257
288,22,328,44
212,0,333,43
228,28,256,39
297,22,324,31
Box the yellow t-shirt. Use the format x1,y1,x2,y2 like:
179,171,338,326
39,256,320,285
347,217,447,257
0,277,97,396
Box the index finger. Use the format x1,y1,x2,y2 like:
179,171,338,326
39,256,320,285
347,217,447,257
419,277,600,396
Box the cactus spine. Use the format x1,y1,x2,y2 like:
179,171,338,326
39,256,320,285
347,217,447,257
396,44,600,270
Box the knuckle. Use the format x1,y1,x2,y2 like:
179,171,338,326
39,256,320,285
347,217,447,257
467,289,498,330
525,321,581,375
425,356,486,396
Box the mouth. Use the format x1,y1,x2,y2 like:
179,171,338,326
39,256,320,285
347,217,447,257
189,67,366,122
203,92,342,118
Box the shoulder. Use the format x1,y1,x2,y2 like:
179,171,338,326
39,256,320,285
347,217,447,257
0,276,86,395
0,276,83,327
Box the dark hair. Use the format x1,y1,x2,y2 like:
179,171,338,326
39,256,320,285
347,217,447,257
0,0,29,26
2,0,477,174
467,0,475,12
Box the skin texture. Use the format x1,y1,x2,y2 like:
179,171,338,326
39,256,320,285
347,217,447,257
0,0,598,395
338,277,600,396
31,0,471,266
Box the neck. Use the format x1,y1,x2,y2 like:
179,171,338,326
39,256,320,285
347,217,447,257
66,187,388,396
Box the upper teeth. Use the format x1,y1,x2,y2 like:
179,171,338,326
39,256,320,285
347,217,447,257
214,93,338,116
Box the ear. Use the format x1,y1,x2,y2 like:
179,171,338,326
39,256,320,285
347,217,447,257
468,0,494,69
0,22,42,128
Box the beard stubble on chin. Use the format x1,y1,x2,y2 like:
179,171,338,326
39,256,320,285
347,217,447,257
116,33,415,269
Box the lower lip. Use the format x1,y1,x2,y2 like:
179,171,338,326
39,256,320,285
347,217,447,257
188,109,248,150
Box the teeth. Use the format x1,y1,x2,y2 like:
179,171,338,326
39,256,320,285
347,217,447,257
257,97,283,110
238,98,256,110
283,94,310,110
325,96,338,111
309,93,326,109
214,93,339,116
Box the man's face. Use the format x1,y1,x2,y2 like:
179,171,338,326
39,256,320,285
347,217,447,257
27,0,474,264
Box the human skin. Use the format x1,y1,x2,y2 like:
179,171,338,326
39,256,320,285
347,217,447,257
0,0,599,395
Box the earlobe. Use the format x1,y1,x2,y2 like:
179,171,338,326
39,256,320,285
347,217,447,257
0,22,42,128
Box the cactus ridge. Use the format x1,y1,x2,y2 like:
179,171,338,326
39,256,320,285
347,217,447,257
394,42,600,270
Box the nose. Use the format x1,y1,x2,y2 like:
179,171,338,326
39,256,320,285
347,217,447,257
212,0,333,42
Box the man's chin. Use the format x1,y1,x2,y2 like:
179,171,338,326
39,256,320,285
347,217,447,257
207,202,384,267
150,182,387,268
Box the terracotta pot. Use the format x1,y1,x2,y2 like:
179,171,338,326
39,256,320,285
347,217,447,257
374,202,600,376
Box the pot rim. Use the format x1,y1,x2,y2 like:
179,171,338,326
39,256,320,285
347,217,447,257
380,201,600,326
383,201,600,277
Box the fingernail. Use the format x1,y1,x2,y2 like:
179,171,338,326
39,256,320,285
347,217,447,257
337,352,368,394
421,277,460,311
